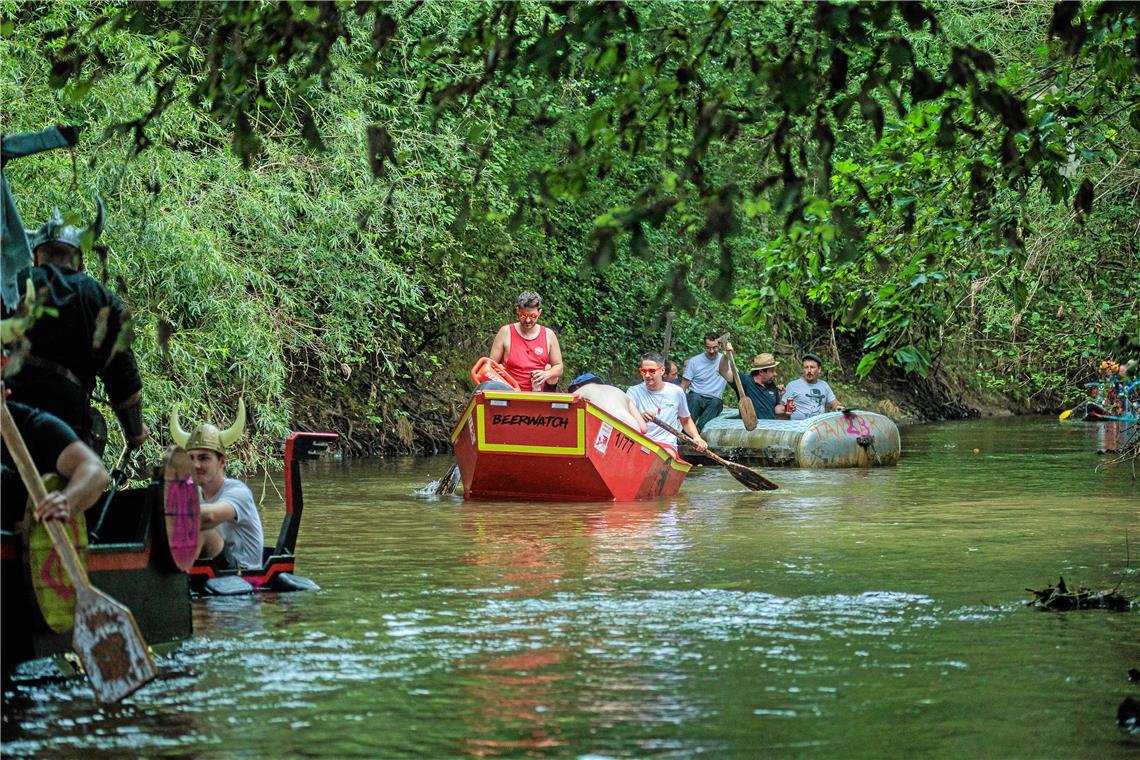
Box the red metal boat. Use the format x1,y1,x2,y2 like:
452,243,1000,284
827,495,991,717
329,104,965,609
450,389,691,501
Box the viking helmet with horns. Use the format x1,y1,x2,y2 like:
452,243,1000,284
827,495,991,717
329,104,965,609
170,399,246,456
28,196,106,252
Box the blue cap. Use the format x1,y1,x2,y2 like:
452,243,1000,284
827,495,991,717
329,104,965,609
568,373,602,392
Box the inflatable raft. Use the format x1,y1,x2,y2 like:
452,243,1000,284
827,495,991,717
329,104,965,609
690,409,901,468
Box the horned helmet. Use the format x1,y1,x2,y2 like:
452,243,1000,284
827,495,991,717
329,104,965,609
28,196,106,253
170,399,247,456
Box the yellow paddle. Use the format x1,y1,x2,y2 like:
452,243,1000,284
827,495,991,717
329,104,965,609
1,396,157,702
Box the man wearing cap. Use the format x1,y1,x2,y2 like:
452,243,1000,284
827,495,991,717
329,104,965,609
170,400,263,570
782,353,844,420
719,344,788,420
2,199,147,455
568,373,647,433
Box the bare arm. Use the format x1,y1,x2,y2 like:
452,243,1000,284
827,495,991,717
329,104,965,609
537,329,564,386
199,501,238,530
489,325,510,364
679,415,708,452
718,350,735,384
35,441,111,522
626,398,648,434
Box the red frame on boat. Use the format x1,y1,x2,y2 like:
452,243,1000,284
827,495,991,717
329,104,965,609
450,390,691,501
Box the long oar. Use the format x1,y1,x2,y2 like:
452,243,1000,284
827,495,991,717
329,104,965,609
724,345,758,431
0,398,157,703
649,414,778,491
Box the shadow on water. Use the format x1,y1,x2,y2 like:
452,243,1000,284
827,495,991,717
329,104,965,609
4,417,1138,757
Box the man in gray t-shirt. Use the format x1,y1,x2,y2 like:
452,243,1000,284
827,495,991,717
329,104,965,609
781,353,844,420
681,331,728,432
172,401,265,570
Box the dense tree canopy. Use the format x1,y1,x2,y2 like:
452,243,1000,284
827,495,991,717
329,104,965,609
1,1,1136,463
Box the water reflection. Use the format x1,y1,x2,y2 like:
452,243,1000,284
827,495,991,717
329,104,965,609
4,418,1138,757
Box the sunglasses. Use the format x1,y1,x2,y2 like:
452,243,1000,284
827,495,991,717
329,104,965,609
517,309,541,319
638,366,663,376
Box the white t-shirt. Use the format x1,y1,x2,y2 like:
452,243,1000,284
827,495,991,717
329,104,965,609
626,382,691,450
683,351,727,397
205,478,264,569
782,378,836,420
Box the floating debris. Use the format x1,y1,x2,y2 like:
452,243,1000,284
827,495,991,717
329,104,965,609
1024,576,1133,612
1119,696,1139,734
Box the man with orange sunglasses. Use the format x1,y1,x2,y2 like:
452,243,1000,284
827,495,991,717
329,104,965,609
489,290,565,392
626,352,708,457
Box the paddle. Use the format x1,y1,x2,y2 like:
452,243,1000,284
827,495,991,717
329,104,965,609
662,310,676,374
432,461,460,495
724,344,758,431
649,414,778,491
0,397,157,703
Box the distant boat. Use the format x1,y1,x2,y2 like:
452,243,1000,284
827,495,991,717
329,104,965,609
686,409,901,468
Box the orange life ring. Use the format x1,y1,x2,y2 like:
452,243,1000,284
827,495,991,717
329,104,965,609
470,357,521,391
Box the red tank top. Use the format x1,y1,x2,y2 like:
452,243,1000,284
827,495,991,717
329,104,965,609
505,324,549,390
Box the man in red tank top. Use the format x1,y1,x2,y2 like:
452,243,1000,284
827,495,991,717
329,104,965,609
489,290,564,391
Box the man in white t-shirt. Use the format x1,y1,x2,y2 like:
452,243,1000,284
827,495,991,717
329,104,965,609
171,400,265,570
627,352,708,457
681,332,727,432
782,353,844,420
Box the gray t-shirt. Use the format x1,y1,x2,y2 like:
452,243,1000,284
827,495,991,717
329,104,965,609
782,378,836,420
205,478,264,569
626,382,691,450
683,352,727,398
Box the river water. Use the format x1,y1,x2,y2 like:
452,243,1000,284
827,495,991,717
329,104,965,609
3,417,1138,757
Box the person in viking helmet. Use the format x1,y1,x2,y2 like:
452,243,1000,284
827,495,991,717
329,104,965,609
1,197,147,455
171,399,264,570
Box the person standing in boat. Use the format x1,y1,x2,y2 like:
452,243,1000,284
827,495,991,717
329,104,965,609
488,290,564,392
681,332,727,432
3,199,148,456
627,352,708,458
782,353,844,420
718,344,788,420
170,400,263,570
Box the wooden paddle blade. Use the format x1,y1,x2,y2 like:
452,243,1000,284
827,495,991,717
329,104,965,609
722,458,778,491
739,398,758,430
433,462,461,495
73,586,157,703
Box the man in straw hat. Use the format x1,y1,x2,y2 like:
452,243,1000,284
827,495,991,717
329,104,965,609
170,400,263,569
719,342,788,420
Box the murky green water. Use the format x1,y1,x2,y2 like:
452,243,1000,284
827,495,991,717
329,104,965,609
4,418,1138,757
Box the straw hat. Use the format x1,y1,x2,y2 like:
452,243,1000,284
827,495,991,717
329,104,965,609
749,353,780,372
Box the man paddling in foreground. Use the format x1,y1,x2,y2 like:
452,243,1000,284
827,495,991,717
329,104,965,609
626,352,708,458
170,400,263,570
488,290,564,392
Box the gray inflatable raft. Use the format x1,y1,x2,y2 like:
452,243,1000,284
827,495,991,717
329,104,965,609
690,409,901,468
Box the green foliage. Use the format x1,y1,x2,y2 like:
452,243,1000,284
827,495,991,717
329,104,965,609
2,0,1135,466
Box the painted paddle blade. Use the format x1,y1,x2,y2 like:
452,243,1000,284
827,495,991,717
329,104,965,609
73,586,157,703
163,446,200,571
1058,408,1073,421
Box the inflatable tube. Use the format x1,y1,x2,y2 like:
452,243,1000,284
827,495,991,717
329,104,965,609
697,409,901,468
